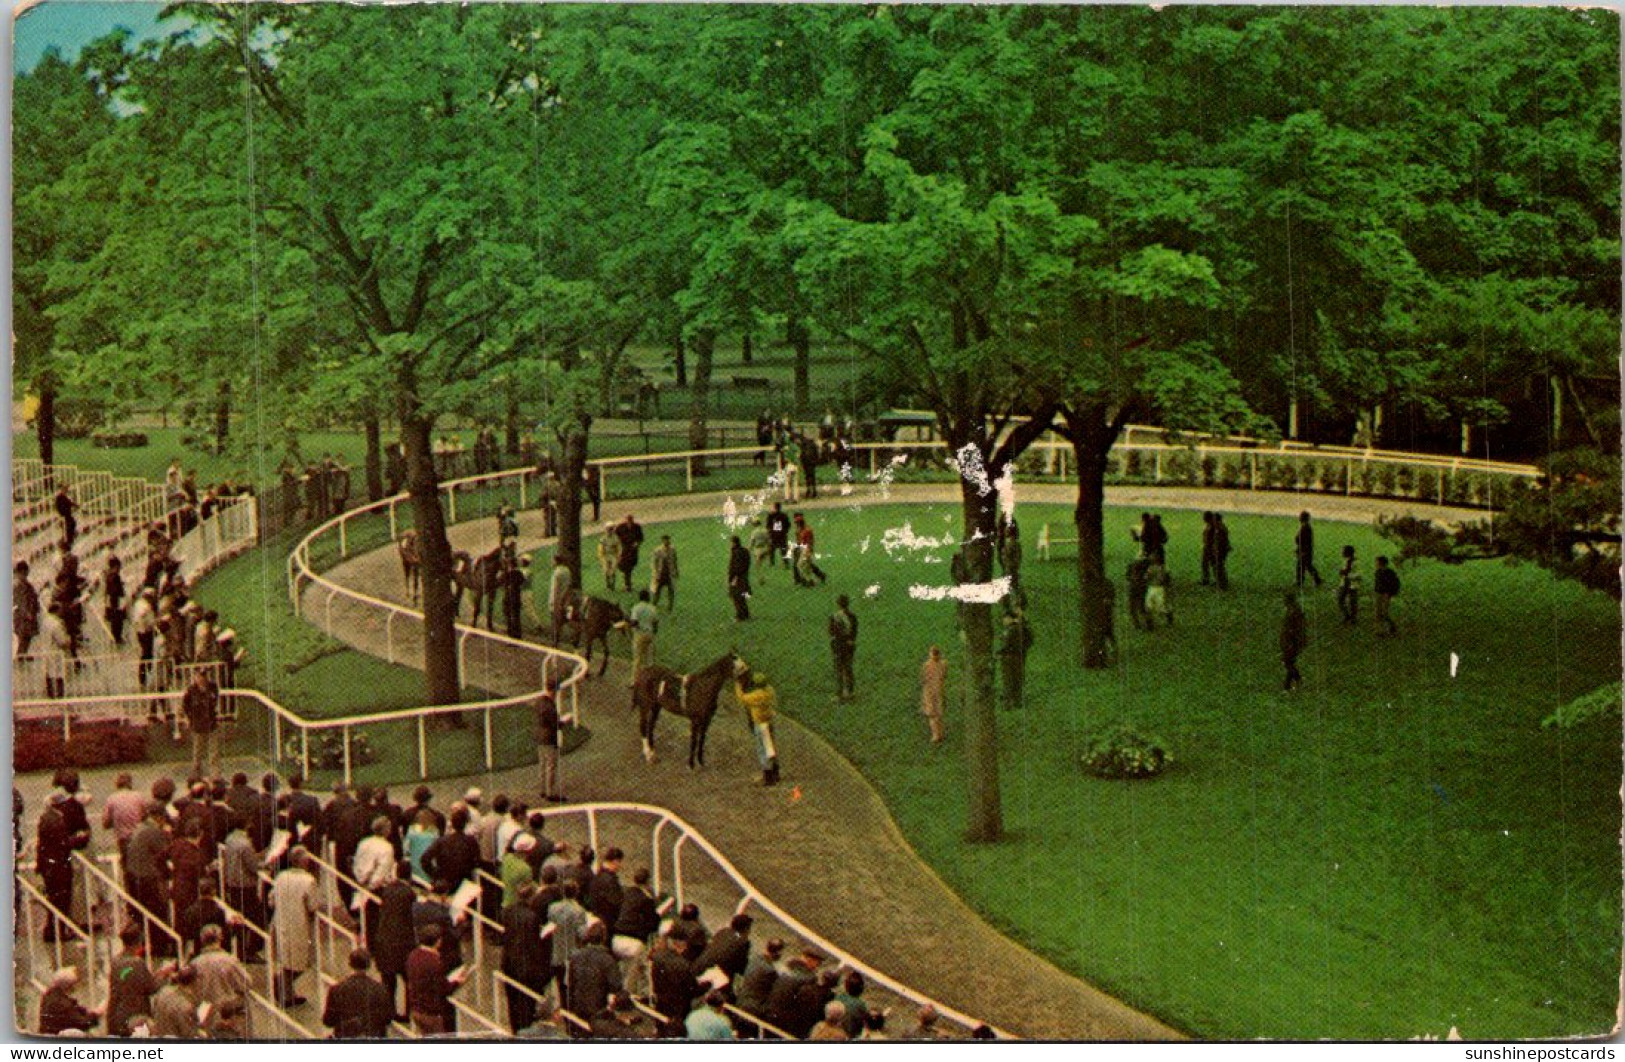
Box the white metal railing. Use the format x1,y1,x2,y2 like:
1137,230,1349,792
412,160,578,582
287,468,591,733
531,802,1005,1039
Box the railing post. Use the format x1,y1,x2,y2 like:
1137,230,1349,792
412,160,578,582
388,501,398,544
651,819,666,895
457,632,468,692
448,489,458,524
339,518,348,558
343,726,354,786
301,729,311,781
686,455,694,493
418,717,429,779
1346,457,1353,495
483,705,494,771
587,809,599,862
519,476,528,510
1249,452,1258,490
272,710,282,766
1154,450,1163,482
673,835,687,908
1437,467,1445,505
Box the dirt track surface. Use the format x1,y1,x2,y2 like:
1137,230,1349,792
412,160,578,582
297,482,1474,1040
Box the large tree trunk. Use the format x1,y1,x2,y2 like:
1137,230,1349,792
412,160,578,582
688,328,715,475
362,414,384,502
504,380,521,463
1063,406,1124,670
672,335,687,389
214,379,231,454
787,315,811,414
957,476,1004,843
398,394,461,707
741,331,753,366
557,423,589,594
36,379,56,470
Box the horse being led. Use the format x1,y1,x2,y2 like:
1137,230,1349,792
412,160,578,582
451,547,505,630
633,652,737,768
557,591,626,677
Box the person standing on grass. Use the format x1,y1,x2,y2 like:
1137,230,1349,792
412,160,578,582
615,514,645,592
1200,512,1219,586
1295,511,1323,588
548,554,573,643
1212,513,1233,589
728,535,752,621
793,513,828,587
1336,545,1359,625
748,518,772,572
1125,557,1150,632
597,523,621,593
651,535,680,610
781,435,801,503
583,465,603,523
920,646,947,744
1144,558,1173,628
829,595,859,702
1280,590,1307,691
1373,556,1401,634
766,503,791,569
501,552,529,640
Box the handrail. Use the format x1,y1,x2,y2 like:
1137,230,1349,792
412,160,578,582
723,1003,795,1040
528,801,1004,1039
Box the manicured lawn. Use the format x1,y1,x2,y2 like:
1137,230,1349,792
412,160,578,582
548,501,1620,1040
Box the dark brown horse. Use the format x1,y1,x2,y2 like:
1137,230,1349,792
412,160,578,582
557,591,626,677
451,547,506,630
633,652,738,768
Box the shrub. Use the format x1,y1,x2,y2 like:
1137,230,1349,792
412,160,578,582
1122,450,1144,480
1163,450,1199,486
1081,723,1173,780
1372,463,1399,497
92,432,149,449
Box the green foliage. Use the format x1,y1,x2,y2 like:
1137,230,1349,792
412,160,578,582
1080,723,1173,780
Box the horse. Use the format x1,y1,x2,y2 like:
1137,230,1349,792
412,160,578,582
451,547,506,630
556,591,626,677
633,652,737,768
397,530,421,603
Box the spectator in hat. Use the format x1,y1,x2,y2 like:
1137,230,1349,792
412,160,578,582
38,967,99,1036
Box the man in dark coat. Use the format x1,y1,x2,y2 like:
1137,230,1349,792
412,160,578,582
37,791,90,941
420,807,480,889
649,931,701,1028
182,669,221,781
105,926,158,1037
1281,590,1308,691
372,863,418,1018
828,596,858,702
14,561,40,659
765,950,822,1039
324,948,395,1039
693,913,753,987
566,922,622,1019
1295,511,1323,588
765,503,791,568
586,847,625,929
53,486,78,549
329,786,374,906
500,882,552,1033
727,535,752,620
735,939,784,1026
613,515,644,591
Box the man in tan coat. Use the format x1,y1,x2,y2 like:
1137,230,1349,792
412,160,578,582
919,646,947,744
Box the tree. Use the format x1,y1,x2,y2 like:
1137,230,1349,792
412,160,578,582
13,47,119,466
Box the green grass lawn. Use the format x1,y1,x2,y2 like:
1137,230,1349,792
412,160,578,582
541,502,1620,1040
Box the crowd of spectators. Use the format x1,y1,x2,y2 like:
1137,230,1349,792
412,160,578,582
18,772,977,1041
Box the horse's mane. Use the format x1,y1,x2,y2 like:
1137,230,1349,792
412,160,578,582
685,652,737,707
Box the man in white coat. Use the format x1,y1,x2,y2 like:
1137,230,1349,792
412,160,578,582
270,848,319,1007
